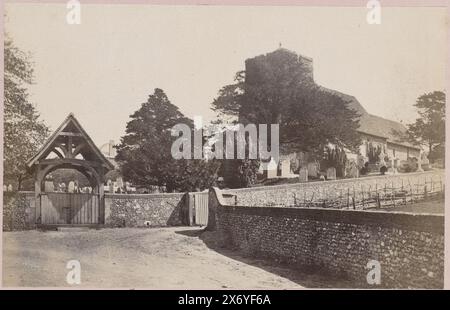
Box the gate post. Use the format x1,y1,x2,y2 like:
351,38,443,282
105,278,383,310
188,193,194,226
99,179,105,224
34,167,42,225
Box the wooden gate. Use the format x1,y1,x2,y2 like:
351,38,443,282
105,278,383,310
186,191,209,226
40,192,100,225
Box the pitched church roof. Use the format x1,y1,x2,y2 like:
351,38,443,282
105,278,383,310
320,86,420,150
27,113,114,170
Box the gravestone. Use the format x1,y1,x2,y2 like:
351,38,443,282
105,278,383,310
280,159,291,177
107,179,114,193
326,167,337,180
391,159,398,174
346,161,359,178
266,158,278,179
298,152,308,168
307,162,318,177
116,177,124,193
68,181,75,193
44,181,55,192
299,167,308,182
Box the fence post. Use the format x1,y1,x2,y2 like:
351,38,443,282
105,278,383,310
424,184,428,199
347,188,350,209
187,193,194,226
353,186,356,209
377,192,381,208
411,183,414,204
401,179,405,205
417,182,420,200
391,181,395,207
361,186,365,209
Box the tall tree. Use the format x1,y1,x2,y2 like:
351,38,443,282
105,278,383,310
116,88,220,192
211,49,361,187
407,91,445,162
4,38,49,190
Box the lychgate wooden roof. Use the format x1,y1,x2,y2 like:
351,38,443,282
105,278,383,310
27,113,114,171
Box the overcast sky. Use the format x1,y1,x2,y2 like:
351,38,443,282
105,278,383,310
5,4,447,147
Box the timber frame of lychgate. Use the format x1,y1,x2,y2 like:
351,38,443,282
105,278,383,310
26,113,114,226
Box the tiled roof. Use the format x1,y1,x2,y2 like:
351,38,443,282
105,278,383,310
320,87,420,150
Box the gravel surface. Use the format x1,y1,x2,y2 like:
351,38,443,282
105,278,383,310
2,226,344,289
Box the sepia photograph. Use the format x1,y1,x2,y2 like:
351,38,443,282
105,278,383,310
1,0,447,293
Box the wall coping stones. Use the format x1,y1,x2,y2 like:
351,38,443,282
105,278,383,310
105,192,185,199
17,191,187,199
211,187,444,234
220,205,444,234
16,191,35,196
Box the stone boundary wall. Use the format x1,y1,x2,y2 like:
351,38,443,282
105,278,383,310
104,193,186,227
209,187,445,288
2,191,36,231
223,170,444,207
3,191,187,230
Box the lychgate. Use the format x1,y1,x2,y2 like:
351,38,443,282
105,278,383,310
27,113,113,227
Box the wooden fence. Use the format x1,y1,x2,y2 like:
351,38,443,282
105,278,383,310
292,175,445,210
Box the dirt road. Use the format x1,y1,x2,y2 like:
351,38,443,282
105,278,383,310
2,227,322,288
